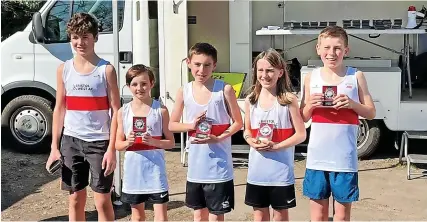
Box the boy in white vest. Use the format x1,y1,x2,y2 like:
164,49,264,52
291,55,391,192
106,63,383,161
169,42,243,221
300,26,376,221
45,13,120,221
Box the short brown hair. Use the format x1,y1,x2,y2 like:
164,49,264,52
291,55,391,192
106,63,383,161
67,13,99,37
318,25,348,47
126,64,156,85
188,42,217,63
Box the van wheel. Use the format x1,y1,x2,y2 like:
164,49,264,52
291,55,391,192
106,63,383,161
357,119,381,159
1,95,53,153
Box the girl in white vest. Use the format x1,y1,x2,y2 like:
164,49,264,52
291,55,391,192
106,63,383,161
115,64,175,221
243,48,306,221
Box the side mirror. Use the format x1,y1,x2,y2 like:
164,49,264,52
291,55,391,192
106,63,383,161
32,12,45,43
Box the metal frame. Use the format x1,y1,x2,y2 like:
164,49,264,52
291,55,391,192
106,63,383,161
399,131,427,180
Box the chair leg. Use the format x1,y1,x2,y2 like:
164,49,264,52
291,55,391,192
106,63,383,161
405,135,411,180
399,133,406,163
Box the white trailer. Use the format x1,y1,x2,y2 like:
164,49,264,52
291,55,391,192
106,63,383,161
1,0,426,159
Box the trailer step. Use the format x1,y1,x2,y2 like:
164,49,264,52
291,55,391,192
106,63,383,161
407,154,427,164
405,131,427,139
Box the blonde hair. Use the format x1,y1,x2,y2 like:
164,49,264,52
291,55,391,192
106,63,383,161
248,48,293,105
318,25,349,47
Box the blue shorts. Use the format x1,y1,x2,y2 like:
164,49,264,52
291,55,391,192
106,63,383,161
303,169,359,203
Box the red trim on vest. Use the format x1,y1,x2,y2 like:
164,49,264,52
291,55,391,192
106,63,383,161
251,128,295,143
188,124,231,137
127,136,163,151
312,108,358,125
66,96,109,111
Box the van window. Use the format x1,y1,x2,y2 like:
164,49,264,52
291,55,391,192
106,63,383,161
45,0,125,43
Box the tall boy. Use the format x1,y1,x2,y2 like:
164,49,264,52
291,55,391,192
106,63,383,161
45,13,120,221
300,26,376,221
169,42,243,221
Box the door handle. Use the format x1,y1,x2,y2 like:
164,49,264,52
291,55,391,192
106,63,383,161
119,51,132,63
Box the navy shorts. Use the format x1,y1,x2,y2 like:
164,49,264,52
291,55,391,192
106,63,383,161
303,169,359,203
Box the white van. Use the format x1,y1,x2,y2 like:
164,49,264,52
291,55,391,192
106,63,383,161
2,0,426,159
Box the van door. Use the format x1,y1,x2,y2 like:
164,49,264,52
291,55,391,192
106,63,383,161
157,0,189,112
33,0,132,96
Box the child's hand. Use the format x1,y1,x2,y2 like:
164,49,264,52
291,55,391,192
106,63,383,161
142,132,153,145
191,134,220,144
308,93,323,109
333,94,354,109
248,138,272,150
126,131,136,147
191,111,207,130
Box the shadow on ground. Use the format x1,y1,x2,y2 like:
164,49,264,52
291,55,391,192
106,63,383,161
1,146,57,211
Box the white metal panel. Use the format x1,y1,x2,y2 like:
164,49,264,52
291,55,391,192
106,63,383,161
229,0,252,93
0,32,35,86
398,103,427,131
158,0,188,113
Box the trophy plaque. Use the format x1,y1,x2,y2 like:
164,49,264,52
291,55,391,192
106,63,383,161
256,121,274,142
322,86,337,106
195,119,213,139
133,116,147,138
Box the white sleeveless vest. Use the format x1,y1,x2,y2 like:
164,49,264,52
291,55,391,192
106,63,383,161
62,59,111,141
247,99,295,186
183,80,234,183
306,67,360,172
121,100,169,194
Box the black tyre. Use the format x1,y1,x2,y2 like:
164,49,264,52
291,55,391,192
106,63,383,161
1,95,53,153
357,119,381,159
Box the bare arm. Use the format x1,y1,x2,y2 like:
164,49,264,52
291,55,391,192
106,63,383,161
114,108,130,151
147,106,175,149
51,64,66,150
216,84,243,141
243,96,253,142
168,87,194,132
105,64,121,152
352,71,376,119
300,73,313,122
272,93,307,150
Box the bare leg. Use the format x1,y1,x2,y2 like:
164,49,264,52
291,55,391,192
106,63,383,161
208,213,224,221
68,189,87,222
253,207,270,221
130,203,146,221
310,199,329,222
153,203,168,221
272,208,289,221
333,201,352,221
93,192,115,221
194,208,209,222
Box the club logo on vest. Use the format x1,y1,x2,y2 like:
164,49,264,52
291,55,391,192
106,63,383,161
260,124,272,136
72,83,93,91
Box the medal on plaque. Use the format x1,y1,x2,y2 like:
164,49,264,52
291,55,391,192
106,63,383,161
195,118,213,139
256,121,274,142
322,85,337,106
133,116,147,139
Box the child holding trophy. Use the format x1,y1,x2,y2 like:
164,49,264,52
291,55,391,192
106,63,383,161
243,48,306,221
115,64,175,221
169,42,243,221
300,26,376,221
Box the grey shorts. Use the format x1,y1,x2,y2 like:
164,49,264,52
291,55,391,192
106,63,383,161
60,135,113,193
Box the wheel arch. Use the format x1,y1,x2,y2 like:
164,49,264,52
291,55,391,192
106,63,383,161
2,81,56,111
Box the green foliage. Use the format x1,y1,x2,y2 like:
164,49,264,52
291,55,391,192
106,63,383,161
1,0,46,41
